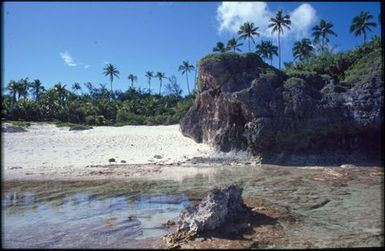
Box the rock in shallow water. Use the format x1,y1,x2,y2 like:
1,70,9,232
177,185,247,233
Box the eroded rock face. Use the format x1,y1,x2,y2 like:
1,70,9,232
180,52,383,163
177,185,247,233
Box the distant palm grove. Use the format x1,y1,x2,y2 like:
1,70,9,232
2,10,380,126
3,63,197,126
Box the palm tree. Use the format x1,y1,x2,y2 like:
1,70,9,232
268,10,291,69
7,80,17,103
145,71,154,94
292,38,314,62
13,78,29,100
213,42,227,53
256,40,278,65
30,79,45,101
155,72,166,95
178,61,195,95
350,11,377,44
226,38,243,52
103,64,120,94
53,83,67,104
237,22,260,52
72,82,81,95
312,19,337,55
127,74,138,89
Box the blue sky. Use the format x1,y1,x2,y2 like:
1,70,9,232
3,1,381,95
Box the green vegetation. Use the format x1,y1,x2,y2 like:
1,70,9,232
2,78,195,126
7,120,31,128
226,38,243,52
199,52,267,67
292,39,314,62
256,40,278,65
237,22,260,52
284,36,381,81
268,10,292,69
312,19,338,55
343,47,382,87
350,11,377,43
178,61,195,95
284,77,307,89
103,64,120,94
213,42,227,53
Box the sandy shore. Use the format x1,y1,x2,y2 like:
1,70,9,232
2,123,214,180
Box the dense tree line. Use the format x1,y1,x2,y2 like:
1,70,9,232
2,76,195,126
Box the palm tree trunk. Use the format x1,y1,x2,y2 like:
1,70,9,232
278,32,281,69
186,73,190,95
248,39,251,52
271,57,273,65
148,79,151,94
363,31,366,44
131,80,134,88
159,79,162,95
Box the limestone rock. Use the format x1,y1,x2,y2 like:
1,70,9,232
180,52,383,164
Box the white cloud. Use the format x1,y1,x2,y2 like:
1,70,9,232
217,2,271,35
216,2,317,40
289,3,317,39
60,51,77,67
84,64,91,69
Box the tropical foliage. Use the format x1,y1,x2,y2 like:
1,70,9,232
226,38,243,52
268,10,291,69
213,42,227,53
292,38,314,62
103,64,120,94
178,61,195,95
237,22,260,52
312,19,337,55
350,11,377,43
3,78,195,126
256,40,278,65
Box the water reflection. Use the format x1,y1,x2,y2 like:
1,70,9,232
2,165,265,248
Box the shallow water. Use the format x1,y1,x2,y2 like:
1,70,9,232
2,165,383,248
2,180,192,248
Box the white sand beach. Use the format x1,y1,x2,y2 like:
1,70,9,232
2,123,214,180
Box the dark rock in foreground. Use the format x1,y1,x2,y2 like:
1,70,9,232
180,51,383,164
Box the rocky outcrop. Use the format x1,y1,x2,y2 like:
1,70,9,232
180,52,383,164
177,185,247,233
164,185,248,245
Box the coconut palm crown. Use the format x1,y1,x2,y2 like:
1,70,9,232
178,61,195,95
268,10,291,69
103,64,120,94
350,11,377,43
292,38,314,61
237,22,260,52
